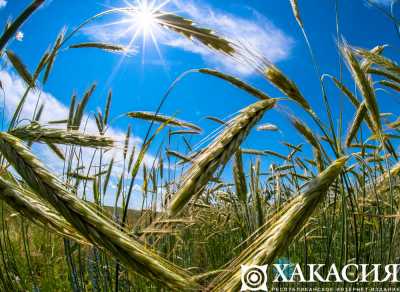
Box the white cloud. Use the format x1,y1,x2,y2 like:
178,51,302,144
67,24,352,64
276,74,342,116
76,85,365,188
0,70,157,208
167,1,293,75
84,0,293,76
0,0,6,9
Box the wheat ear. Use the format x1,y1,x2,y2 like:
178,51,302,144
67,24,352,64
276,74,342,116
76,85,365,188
208,157,347,291
127,111,202,132
0,176,89,245
345,101,368,147
11,124,114,148
168,99,276,217
341,43,381,133
0,132,200,291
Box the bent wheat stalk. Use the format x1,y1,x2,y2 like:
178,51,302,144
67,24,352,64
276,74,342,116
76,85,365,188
341,43,381,133
198,69,271,100
127,111,202,132
0,132,200,291
156,13,235,55
169,129,201,136
329,76,375,131
69,42,128,52
388,117,400,129
345,101,368,147
379,80,400,92
360,45,386,71
168,99,276,217
368,68,400,84
289,0,304,28
166,149,193,164
354,47,400,74
290,117,324,164
11,124,114,148
374,160,400,193
233,150,247,204
6,50,35,87
264,65,311,111
208,157,347,291
0,176,89,245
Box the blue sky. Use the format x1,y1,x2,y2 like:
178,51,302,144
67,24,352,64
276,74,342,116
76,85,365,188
0,0,399,206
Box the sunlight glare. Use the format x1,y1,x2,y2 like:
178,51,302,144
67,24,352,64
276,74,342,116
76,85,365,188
136,3,156,33
104,0,172,86
122,0,169,40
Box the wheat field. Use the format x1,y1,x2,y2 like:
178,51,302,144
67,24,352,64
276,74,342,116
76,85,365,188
0,0,399,291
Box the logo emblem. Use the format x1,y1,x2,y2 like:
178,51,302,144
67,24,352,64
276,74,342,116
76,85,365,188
241,265,268,291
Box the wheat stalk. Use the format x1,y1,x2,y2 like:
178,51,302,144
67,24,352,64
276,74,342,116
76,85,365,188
264,149,289,161
206,116,227,125
0,132,201,291
169,129,201,136
208,157,347,291
6,50,34,87
373,160,400,193
0,176,89,245
380,80,400,92
290,116,321,151
233,150,247,204
72,83,97,129
198,69,271,100
264,65,311,111
241,148,267,156
69,42,129,53
341,43,381,133
289,0,304,28
11,124,114,148
345,101,368,147
329,76,375,132
156,12,235,55
331,76,361,107
368,68,400,84
33,50,50,82
43,28,65,84
388,117,400,129
167,99,276,217
166,149,193,163
354,47,400,74
128,111,202,132
360,45,386,70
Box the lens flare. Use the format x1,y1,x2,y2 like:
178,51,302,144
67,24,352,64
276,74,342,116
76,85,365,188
102,0,172,83
136,4,155,32
127,0,159,38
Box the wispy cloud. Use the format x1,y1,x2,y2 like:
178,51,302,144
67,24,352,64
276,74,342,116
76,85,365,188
0,70,156,207
167,0,294,75
84,0,293,76
0,0,7,9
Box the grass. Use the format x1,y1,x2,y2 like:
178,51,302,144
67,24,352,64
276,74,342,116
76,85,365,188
0,0,399,291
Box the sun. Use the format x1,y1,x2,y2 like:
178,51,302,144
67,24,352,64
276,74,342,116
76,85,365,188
127,0,159,37
135,1,157,34
115,0,172,61
120,0,173,42
101,0,172,83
